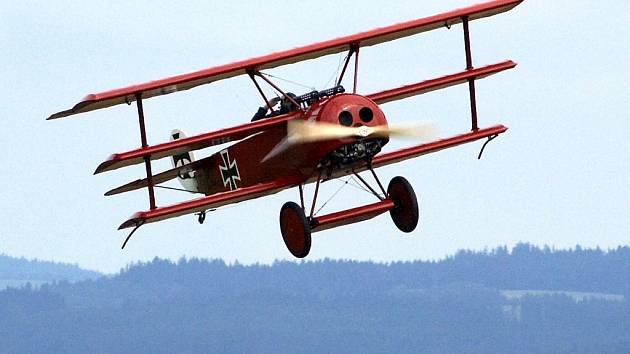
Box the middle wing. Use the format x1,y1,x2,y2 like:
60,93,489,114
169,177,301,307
95,60,515,175
94,111,298,174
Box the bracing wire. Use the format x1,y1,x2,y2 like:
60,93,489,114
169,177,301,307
314,177,351,216
312,173,383,216
324,53,350,87
349,175,376,195
259,51,346,97
323,53,347,88
155,185,203,194
260,72,315,91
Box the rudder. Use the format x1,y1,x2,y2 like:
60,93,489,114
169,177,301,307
170,129,198,192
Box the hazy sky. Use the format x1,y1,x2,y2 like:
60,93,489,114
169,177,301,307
2,1,629,273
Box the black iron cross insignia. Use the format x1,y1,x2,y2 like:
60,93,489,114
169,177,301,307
219,149,240,190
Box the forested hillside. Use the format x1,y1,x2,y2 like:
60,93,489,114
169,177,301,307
0,254,100,290
1,244,628,353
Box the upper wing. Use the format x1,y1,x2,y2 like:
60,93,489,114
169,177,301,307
48,0,523,120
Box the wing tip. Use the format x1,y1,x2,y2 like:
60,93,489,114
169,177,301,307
119,215,144,230
94,165,107,175
47,110,71,120
118,221,136,230
46,99,97,121
94,156,118,175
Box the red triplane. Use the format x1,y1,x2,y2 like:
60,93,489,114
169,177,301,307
49,0,523,257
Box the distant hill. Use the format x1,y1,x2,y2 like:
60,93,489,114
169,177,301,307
0,244,629,353
0,254,101,289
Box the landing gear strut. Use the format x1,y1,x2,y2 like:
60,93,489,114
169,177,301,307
278,166,419,258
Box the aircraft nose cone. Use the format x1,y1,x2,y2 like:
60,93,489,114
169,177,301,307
358,125,371,137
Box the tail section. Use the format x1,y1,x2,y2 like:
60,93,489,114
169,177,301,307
170,129,198,192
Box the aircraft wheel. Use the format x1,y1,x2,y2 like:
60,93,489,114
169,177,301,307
279,202,312,258
387,176,419,233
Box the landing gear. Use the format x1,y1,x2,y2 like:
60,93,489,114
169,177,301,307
278,172,418,257
279,201,311,258
387,176,419,233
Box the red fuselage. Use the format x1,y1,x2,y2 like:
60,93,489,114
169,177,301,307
198,94,389,195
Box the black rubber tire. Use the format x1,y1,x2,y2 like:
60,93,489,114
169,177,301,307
387,176,419,233
279,202,312,258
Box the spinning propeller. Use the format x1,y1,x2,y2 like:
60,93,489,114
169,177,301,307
263,120,437,162
286,120,437,144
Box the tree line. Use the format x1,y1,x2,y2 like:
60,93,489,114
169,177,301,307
0,243,628,353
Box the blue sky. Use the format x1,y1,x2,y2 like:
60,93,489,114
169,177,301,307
2,0,629,273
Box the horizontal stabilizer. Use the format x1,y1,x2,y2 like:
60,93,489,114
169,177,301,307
105,157,210,196
95,112,297,174
367,60,516,104
48,0,522,119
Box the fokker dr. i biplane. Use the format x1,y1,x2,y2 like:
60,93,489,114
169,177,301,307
49,0,523,257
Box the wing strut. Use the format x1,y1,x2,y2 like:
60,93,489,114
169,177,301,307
247,70,275,113
135,94,157,210
353,44,360,94
247,69,303,114
335,45,357,87
255,70,303,112
462,16,478,131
